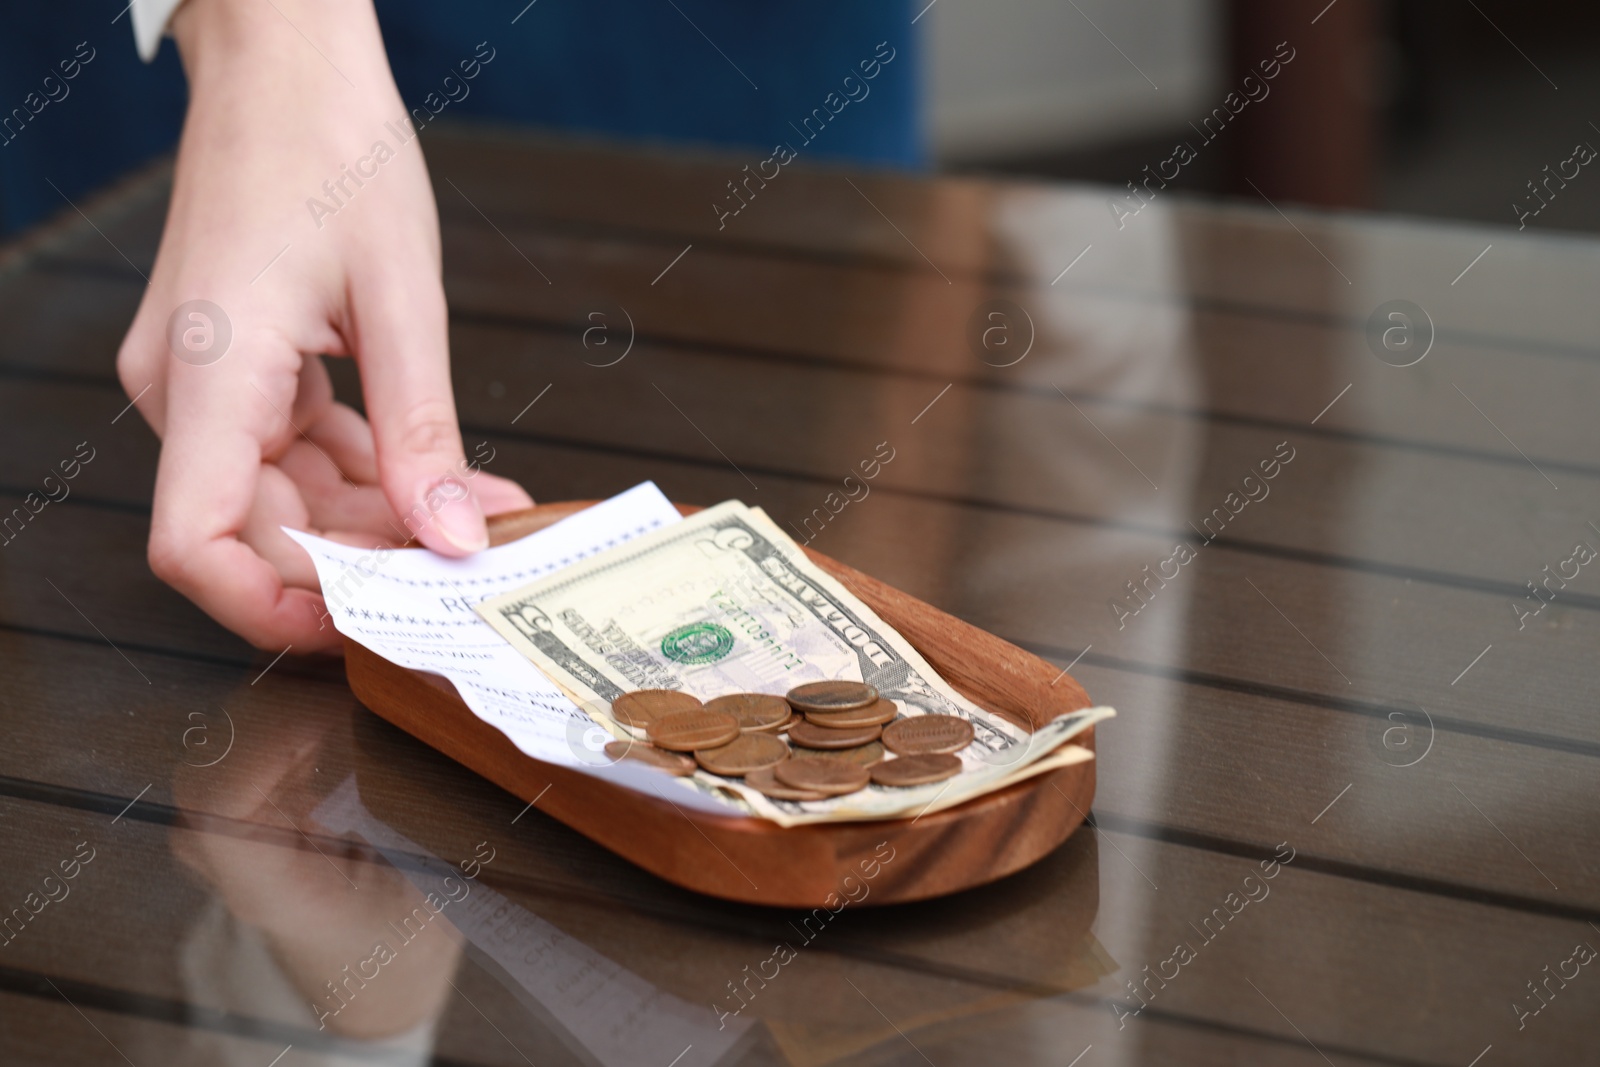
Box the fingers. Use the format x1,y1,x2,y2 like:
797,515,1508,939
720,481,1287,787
317,528,406,551
240,463,320,590
149,343,341,652
347,267,487,556
277,448,399,539
288,350,336,441
279,382,397,537
282,398,529,540
304,397,379,485
277,397,399,538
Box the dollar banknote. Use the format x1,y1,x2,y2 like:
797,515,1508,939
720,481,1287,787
476,500,1113,825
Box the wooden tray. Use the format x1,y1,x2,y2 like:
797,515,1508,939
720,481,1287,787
344,501,1097,908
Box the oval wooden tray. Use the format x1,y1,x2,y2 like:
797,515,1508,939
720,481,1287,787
343,500,1097,907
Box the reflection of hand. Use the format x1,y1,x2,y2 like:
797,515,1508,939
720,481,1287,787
116,0,531,652
171,710,460,1039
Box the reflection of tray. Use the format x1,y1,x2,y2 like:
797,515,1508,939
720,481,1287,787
344,501,1097,907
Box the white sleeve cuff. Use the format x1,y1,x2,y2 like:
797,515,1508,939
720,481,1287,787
130,0,186,62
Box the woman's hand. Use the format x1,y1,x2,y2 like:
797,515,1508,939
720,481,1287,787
116,0,531,651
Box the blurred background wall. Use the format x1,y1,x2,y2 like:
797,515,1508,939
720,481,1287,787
3,0,1598,236
926,0,1221,163
932,0,1600,233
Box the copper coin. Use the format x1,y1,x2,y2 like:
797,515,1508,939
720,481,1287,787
611,689,703,729
647,709,741,752
774,757,871,796
706,693,793,733
744,765,827,802
604,740,696,777
804,697,898,729
694,733,790,777
871,753,961,787
882,715,975,756
786,680,878,714
788,720,882,750
803,741,885,768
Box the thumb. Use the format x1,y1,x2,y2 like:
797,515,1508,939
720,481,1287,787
351,271,487,556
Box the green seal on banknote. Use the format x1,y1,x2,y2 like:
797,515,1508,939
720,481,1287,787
660,622,735,665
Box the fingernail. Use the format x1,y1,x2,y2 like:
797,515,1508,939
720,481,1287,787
424,479,488,553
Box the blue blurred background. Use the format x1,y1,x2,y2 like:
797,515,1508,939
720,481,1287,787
4,0,1598,238
0,0,922,236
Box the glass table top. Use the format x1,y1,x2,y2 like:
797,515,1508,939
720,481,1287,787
0,125,1596,1066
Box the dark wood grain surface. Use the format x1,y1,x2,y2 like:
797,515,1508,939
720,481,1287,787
2,124,1597,1066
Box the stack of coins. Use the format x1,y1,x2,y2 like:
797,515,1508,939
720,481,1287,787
602,682,974,803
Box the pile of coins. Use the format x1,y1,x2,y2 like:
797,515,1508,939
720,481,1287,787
602,681,974,802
